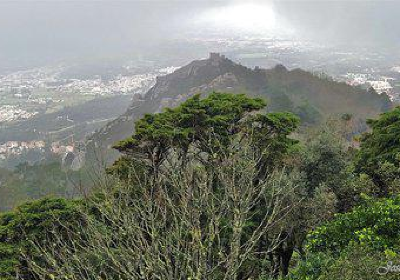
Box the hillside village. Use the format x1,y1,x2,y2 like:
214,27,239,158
0,66,178,123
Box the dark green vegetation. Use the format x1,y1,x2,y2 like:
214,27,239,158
0,161,90,212
90,56,391,159
0,199,82,280
354,107,400,195
2,56,391,208
1,92,399,279
290,107,400,280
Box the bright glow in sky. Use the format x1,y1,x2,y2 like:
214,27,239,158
197,3,278,34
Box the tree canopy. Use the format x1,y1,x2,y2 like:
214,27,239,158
0,198,82,280
112,92,300,181
1,93,398,280
354,107,400,194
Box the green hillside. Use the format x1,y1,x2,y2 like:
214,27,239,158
90,54,391,155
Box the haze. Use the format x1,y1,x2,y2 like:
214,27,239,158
0,0,399,72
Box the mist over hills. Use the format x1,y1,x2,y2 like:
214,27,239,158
273,1,400,46
89,54,391,160
1,1,400,72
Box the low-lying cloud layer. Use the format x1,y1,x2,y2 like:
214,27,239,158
0,1,399,70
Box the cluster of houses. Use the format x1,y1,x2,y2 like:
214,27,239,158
0,139,85,170
58,73,157,96
345,73,399,101
50,142,75,154
0,140,75,160
0,105,38,123
0,67,60,92
0,141,45,160
0,66,165,99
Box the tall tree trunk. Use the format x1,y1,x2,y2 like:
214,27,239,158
280,246,294,277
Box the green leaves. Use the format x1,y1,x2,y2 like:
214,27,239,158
113,92,299,176
0,198,82,279
354,107,400,194
115,92,268,151
308,196,400,254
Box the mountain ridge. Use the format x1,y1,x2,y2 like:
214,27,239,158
88,53,391,157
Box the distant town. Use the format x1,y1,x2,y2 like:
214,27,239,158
0,63,180,167
1,36,400,167
0,139,79,158
0,105,38,123
0,65,178,123
0,138,87,170
344,71,400,102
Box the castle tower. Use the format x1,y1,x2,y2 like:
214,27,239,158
209,53,226,66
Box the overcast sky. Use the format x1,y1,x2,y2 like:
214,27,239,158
0,0,399,70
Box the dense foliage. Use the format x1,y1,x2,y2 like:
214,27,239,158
263,66,391,126
0,198,82,280
354,107,400,194
309,196,400,253
0,162,89,212
289,196,400,280
1,94,399,280
113,92,299,181
292,107,400,280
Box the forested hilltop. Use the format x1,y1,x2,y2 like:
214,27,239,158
90,54,391,160
0,54,391,212
1,91,400,279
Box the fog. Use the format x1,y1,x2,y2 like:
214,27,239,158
274,1,400,47
0,0,399,71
